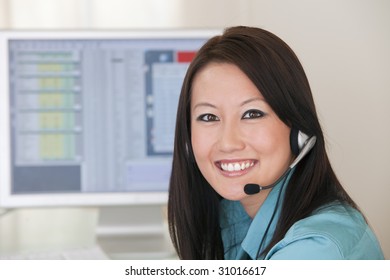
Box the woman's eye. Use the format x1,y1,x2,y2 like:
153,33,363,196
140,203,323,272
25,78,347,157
242,109,265,119
197,114,220,122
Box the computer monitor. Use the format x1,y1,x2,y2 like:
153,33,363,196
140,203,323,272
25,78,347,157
0,30,217,208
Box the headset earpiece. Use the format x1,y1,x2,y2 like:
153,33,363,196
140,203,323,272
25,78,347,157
289,128,317,168
290,128,311,156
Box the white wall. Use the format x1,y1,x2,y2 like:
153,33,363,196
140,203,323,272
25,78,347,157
0,0,389,259
245,0,390,259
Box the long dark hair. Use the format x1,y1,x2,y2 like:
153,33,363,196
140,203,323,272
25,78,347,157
168,26,358,259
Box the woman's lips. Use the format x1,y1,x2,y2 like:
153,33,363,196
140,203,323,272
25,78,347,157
215,160,258,177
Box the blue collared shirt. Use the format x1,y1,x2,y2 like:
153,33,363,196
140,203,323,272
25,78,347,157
220,178,384,260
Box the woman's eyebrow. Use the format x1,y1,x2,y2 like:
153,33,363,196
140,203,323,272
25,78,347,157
240,97,265,107
192,97,265,111
192,102,217,111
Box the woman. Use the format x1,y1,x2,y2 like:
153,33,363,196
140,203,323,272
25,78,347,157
168,26,384,260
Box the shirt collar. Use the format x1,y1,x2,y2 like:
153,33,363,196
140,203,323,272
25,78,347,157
242,175,288,259
220,198,251,258
220,169,293,259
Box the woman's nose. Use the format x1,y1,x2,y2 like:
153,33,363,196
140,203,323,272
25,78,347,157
217,123,245,153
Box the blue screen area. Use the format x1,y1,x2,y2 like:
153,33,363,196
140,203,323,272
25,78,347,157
8,37,205,195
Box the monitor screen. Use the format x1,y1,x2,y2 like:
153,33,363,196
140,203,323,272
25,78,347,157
0,30,216,207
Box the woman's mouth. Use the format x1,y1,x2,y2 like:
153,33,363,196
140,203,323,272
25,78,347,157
216,160,257,172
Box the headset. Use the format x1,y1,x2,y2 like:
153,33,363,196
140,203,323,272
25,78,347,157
243,128,317,259
244,128,317,195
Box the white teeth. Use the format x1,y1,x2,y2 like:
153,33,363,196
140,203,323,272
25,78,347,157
220,161,254,172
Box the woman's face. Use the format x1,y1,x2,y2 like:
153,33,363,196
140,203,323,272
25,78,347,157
191,63,293,202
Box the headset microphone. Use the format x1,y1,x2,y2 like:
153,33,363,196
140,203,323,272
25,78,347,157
244,132,317,195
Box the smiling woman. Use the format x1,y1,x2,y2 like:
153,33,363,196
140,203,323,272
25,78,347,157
167,26,384,260
190,63,292,206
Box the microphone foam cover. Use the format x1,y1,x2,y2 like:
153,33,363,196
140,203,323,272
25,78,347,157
244,184,260,195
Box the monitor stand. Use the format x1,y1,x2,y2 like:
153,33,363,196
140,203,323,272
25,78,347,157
96,205,177,259
0,205,176,259
0,207,99,256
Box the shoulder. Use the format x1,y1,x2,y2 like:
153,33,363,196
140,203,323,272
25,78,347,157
266,203,384,259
